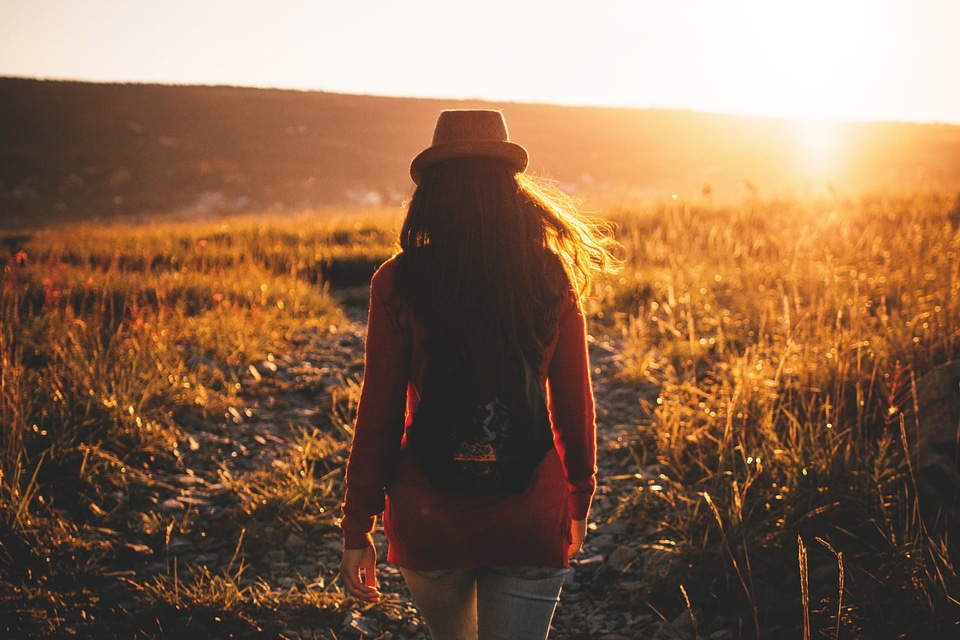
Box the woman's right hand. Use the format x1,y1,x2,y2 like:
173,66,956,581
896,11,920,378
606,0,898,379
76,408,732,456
340,542,381,603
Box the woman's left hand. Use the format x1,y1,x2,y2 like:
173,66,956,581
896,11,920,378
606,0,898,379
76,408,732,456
340,542,381,603
568,518,587,558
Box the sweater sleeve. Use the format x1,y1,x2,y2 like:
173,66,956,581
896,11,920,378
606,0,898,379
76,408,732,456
341,261,410,549
547,292,598,521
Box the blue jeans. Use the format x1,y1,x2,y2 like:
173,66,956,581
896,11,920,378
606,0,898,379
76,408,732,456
400,566,568,640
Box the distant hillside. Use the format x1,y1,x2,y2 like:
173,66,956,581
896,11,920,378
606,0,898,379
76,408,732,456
2,77,959,228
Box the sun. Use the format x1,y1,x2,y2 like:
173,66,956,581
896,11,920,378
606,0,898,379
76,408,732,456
791,118,851,183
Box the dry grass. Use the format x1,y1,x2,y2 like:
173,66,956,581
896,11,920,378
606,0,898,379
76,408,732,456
604,189,960,636
2,192,959,637
1,210,395,637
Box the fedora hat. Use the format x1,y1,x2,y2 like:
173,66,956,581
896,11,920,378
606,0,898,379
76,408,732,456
410,109,528,184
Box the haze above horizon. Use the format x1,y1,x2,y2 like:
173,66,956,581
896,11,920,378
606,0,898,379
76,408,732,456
2,0,959,126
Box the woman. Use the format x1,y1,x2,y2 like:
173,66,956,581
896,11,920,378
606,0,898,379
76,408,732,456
340,109,616,639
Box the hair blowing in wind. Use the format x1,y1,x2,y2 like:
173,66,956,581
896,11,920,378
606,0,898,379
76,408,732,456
396,157,619,368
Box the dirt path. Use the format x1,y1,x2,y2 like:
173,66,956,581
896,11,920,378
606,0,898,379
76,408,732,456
132,290,673,639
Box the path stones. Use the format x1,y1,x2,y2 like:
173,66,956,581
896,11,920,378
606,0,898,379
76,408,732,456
285,532,307,551
607,545,639,572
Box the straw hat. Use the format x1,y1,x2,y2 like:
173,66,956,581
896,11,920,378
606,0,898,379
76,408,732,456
410,109,528,184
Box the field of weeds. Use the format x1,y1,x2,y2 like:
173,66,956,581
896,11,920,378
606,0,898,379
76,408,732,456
2,192,959,639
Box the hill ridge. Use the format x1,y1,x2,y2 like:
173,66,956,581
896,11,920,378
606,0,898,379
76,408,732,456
2,77,958,228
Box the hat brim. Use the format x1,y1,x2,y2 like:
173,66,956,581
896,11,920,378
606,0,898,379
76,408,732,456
410,140,528,184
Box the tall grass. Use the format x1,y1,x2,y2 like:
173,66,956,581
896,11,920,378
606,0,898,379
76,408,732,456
2,193,959,637
1,210,396,636
607,190,960,636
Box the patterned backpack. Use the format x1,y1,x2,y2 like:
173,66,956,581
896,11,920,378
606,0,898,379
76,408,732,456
407,335,555,493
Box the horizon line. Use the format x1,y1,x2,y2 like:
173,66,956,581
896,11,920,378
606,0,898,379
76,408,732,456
4,73,960,128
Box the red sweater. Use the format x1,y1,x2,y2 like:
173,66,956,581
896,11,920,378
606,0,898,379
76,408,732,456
340,257,597,570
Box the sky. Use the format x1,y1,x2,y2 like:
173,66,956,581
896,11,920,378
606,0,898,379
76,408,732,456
2,0,960,125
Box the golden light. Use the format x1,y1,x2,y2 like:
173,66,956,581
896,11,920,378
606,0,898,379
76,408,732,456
791,119,849,179
732,0,879,121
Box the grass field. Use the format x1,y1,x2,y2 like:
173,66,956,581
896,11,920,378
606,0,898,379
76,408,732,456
2,190,959,638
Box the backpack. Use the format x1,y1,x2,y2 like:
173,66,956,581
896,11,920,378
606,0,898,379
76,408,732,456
407,336,555,493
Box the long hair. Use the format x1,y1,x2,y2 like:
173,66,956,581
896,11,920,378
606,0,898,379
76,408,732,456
395,157,617,368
